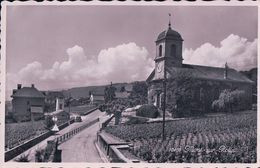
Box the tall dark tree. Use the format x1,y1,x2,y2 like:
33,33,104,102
130,81,148,105
104,82,116,103
120,86,126,92
167,70,196,117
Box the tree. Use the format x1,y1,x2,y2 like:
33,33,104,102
212,89,246,113
167,70,195,117
120,86,126,92
130,81,148,105
104,83,116,103
136,104,159,118
44,115,55,129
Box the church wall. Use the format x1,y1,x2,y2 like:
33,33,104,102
148,78,253,114
147,81,163,106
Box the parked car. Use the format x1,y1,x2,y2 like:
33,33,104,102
74,115,82,122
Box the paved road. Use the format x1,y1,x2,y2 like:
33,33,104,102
59,122,103,162
11,109,104,162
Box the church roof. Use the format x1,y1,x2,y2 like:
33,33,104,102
157,27,183,42
12,87,45,98
146,64,254,84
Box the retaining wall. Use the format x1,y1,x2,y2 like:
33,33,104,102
97,132,140,163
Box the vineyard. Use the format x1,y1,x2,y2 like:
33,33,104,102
5,121,47,150
105,111,257,163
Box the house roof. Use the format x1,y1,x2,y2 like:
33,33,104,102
12,87,45,98
147,64,254,84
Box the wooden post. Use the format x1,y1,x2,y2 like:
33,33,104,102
162,63,167,141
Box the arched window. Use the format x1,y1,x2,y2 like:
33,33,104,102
159,45,162,57
171,44,176,57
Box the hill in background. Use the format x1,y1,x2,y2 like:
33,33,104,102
240,68,257,94
62,82,135,99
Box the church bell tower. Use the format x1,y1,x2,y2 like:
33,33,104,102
154,16,184,80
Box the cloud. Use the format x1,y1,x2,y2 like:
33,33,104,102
7,43,153,94
6,34,257,99
183,34,257,71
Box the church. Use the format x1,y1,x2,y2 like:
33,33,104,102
146,20,254,115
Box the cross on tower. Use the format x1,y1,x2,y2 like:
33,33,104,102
168,13,172,28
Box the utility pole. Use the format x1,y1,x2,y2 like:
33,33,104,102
162,13,172,141
162,62,167,141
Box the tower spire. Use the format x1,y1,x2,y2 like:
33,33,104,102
168,13,171,29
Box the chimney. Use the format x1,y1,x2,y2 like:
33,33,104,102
12,89,17,95
17,84,22,90
224,62,228,79
31,84,35,88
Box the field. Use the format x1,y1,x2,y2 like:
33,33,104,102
105,111,257,163
5,121,47,150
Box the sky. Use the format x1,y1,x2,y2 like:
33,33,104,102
5,5,258,97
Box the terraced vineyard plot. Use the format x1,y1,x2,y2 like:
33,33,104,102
105,112,257,163
5,121,47,150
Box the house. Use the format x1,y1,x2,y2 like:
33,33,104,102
43,91,64,104
11,84,45,122
146,21,254,114
42,91,65,112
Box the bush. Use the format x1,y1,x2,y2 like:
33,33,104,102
15,153,30,162
212,89,247,113
44,116,54,129
126,116,149,125
35,148,45,162
136,104,159,118
99,104,106,112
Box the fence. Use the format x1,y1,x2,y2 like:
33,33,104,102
83,107,99,116
56,118,99,144
101,114,114,129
